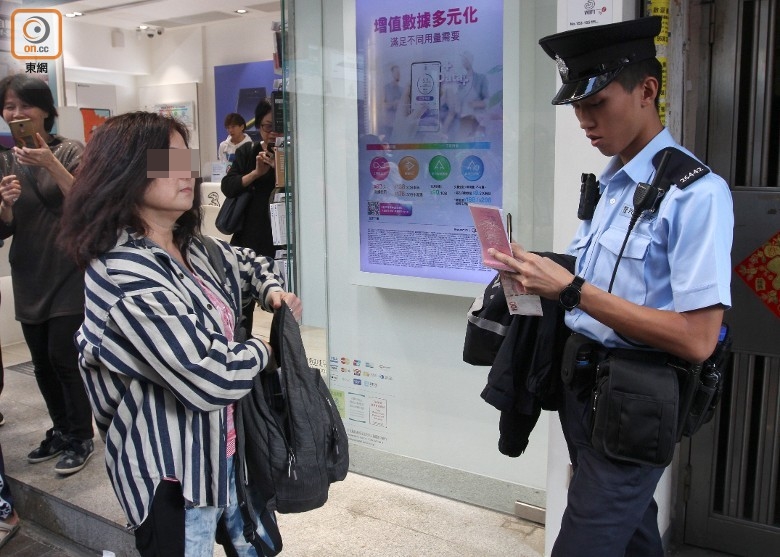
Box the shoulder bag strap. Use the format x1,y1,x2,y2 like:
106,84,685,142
201,235,248,341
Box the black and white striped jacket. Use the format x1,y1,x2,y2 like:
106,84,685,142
76,229,283,528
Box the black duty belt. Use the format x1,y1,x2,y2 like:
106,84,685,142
561,332,689,390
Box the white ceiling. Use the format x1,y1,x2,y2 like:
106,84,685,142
34,0,281,31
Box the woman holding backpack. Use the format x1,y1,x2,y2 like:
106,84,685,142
59,111,301,557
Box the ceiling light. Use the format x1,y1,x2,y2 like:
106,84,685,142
138,25,149,30
65,12,83,17
235,9,248,14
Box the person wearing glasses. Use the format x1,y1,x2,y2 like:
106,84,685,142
221,99,278,334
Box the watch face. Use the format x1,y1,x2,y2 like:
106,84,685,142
560,286,580,310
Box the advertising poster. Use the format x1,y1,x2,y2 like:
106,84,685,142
80,108,110,142
356,1,504,283
152,101,196,132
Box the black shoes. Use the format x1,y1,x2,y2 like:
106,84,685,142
54,438,95,476
26,428,67,463
27,429,95,475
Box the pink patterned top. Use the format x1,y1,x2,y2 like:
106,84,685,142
193,274,237,458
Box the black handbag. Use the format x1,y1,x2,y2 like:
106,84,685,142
215,189,251,235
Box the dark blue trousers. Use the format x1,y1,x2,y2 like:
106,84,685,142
552,383,666,557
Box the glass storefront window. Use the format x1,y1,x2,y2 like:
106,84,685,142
285,0,557,514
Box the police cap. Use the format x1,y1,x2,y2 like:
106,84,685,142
538,16,662,105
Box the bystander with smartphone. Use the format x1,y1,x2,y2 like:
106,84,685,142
220,99,279,334
0,73,94,476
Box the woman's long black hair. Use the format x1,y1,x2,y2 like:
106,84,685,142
60,111,202,268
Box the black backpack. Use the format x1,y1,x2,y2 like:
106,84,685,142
235,300,349,515
201,238,348,553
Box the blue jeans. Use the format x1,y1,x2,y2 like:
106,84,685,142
185,456,278,557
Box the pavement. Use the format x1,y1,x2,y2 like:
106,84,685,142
0,329,734,557
0,334,547,557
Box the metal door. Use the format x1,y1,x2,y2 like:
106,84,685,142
683,1,780,554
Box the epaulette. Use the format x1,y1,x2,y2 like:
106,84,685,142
651,147,710,190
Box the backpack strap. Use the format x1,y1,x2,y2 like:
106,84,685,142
233,451,284,556
201,236,248,341
207,235,283,554
202,235,228,283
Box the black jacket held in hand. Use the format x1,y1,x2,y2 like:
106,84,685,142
477,253,575,458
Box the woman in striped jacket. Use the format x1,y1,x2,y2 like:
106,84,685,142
59,111,301,557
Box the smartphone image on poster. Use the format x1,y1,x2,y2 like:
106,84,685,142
235,87,267,138
8,118,37,149
410,61,441,132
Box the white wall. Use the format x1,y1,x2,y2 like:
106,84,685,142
63,21,152,76
61,16,279,169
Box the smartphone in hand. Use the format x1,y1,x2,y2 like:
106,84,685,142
9,119,37,149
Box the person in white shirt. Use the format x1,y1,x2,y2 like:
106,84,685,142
217,113,252,168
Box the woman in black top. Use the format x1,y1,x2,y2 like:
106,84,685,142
220,99,278,333
0,74,93,475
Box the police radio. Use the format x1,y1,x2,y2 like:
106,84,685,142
631,149,672,228
608,149,672,294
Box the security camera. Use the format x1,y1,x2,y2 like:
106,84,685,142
157,28,163,35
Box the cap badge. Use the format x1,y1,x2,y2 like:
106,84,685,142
555,55,569,80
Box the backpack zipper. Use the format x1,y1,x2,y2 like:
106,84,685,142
322,393,340,455
266,398,298,480
278,307,298,480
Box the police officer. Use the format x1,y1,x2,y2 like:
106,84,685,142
489,16,733,557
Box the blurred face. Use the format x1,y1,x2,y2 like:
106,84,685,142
571,80,651,164
3,89,48,135
140,132,197,221
258,112,275,144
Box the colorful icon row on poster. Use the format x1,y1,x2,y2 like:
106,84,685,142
370,154,484,182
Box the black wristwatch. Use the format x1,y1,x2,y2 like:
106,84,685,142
559,276,585,311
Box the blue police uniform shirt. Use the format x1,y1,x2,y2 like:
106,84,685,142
565,128,733,348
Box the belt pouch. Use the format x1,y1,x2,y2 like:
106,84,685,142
590,354,679,467
681,363,717,437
